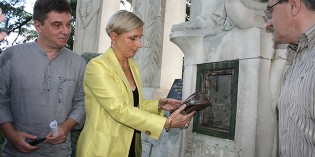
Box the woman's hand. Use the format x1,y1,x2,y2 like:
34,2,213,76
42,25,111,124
167,104,195,129
158,98,181,111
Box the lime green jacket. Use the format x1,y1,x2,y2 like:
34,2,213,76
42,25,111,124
76,48,166,157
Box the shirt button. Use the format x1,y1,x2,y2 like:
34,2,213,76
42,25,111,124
145,131,151,135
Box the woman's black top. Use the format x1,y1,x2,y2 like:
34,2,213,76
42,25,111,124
128,87,140,157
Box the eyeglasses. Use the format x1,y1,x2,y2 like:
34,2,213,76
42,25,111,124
264,1,281,19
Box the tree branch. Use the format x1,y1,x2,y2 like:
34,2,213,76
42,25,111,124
7,16,32,35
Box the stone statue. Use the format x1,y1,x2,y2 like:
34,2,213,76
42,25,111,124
74,0,101,54
225,0,266,29
172,0,266,35
170,0,267,63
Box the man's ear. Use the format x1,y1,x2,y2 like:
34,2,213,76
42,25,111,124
34,20,42,32
289,0,301,16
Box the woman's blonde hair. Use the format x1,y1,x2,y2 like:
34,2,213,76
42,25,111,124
106,10,144,36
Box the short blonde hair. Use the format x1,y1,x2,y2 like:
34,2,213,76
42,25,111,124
106,10,144,36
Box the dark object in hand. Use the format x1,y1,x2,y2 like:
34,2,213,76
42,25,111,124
170,91,211,115
28,138,46,146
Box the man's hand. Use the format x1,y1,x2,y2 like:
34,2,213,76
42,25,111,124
0,122,39,153
45,126,67,144
11,131,39,153
45,119,77,144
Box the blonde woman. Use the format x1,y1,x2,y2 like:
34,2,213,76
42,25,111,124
76,10,195,157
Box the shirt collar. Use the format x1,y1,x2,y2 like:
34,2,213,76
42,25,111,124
287,24,315,53
33,39,64,58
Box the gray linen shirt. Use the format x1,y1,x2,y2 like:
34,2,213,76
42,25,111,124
0,41,86,157
277,25,315,157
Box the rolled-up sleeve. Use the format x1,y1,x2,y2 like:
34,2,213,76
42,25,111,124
67,58,86,129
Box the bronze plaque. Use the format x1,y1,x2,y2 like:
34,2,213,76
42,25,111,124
193,60,239,140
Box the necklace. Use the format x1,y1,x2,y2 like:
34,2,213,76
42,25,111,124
122,66,129,71
119,60,129,71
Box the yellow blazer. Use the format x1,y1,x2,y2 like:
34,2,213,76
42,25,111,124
76,48,166,157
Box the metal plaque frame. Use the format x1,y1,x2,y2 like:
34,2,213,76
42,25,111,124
193,60,239,140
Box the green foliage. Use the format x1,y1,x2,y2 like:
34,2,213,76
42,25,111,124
0,0,34,51
186,0,191,21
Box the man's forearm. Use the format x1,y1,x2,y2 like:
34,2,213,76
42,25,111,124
0,122,16,140
60,118,77,134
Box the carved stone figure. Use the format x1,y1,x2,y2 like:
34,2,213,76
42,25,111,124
170,0,267,64
73,0,101,54
133,0,165,87
171,0,266,39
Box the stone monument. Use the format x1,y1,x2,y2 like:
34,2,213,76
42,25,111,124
170,0,287,156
